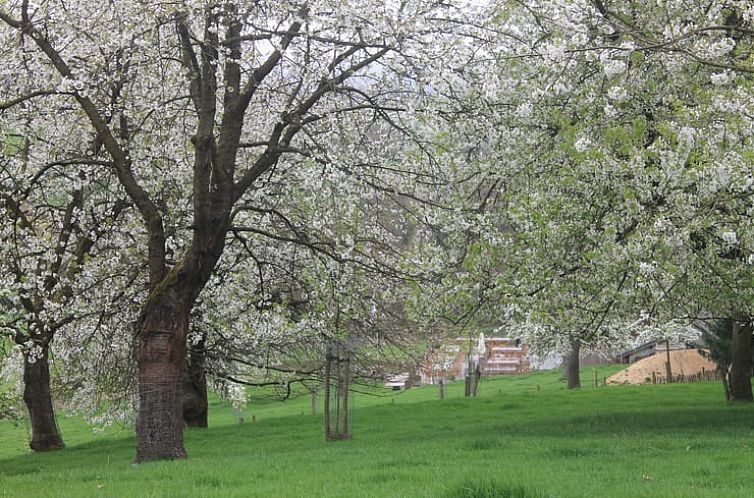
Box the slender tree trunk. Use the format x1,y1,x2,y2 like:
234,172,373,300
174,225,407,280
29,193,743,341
324,344,350,440
564,338,581,389
323,348,332,440
469,363,480,396
182,331,208,428
22,344,64,452
729,315,753,402
664,340,673,383
464,357,473,397
310,387,318,415
719,366,731,401
134,291,190,462
336,354,350,439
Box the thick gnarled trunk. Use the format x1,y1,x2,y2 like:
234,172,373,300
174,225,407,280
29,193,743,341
729,315,753,402
135,291,190,462
564,338,581,389
23,344,64,452
134,215,227,461
182,332,208,428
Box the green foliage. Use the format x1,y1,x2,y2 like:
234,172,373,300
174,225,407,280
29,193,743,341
0,345,22,424
0,390,22,424
700,319,754,369
700,319,734,369
2,133,26,157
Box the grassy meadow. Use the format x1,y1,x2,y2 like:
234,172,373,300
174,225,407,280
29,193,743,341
2,365,754,497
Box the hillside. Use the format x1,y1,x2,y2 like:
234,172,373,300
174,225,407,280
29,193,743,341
1,367,753,498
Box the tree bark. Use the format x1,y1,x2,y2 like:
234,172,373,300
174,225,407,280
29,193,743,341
324,344,350,441
182,331,208,428
310,387,318,415
564,338,581,389
664,339,673,383
719,367,731,401
464,358,473,397
134,289,190,462
336,354,350,439
323,348,332,440
469,363,481,396
729,315,753,402
22,343,64,452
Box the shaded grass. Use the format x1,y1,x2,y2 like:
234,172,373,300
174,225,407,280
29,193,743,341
447,480,546,498
1,366,753,497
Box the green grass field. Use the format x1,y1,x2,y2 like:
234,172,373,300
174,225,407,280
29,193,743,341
2,366,754,497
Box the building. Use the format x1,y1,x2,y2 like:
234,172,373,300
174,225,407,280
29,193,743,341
420,335,530,384
484,337,530,375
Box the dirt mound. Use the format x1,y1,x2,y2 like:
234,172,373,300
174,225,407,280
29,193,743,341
607,349,717,385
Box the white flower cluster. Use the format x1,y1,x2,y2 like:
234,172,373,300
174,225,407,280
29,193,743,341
0,348,24,422
600,52,628,78
710,71,733,86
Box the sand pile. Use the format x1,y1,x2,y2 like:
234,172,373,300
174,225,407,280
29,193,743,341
606,349,717,385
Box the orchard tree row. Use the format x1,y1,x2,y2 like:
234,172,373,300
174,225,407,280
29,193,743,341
0,0,752,461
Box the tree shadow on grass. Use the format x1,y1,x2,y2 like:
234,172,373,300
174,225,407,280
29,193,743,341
0,433,134,477
1,390,752,477
0,412,324,477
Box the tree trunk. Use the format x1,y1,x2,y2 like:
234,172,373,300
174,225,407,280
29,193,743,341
729,316,753,402
336,354,350,438
310,387,318,415
134,291,190,462
564,338,581,389
719,366,731,401
182,331,208,428
464,357,473,397
469,363,481,396
323,348,332,440
22,344,64,452
664,340,673,383
404,369,420,390
324,344,350,441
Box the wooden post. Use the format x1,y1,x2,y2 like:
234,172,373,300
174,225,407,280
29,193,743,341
665,340,673,383
593,369,598,388
439,379,445,400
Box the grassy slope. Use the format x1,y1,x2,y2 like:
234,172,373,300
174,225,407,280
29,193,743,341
1,365,753,498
